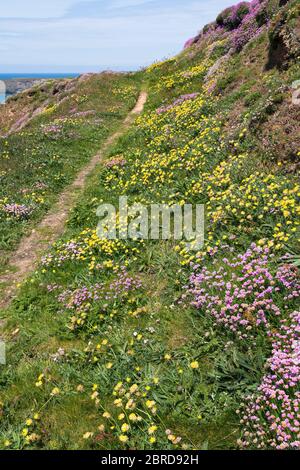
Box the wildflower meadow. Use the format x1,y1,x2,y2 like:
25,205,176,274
0,0,299,451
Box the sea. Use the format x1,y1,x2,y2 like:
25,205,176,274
0,73,79,103
0,73,78,80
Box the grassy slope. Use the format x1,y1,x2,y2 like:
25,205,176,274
0,0,299,450
0,73,141,274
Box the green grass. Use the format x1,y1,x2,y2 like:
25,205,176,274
0,73,141,273
0,0,299,451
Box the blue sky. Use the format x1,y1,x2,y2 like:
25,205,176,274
0,0,234,72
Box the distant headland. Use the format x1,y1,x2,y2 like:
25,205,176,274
0,73,79,99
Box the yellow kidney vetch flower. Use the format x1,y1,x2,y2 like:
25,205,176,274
121,423,130,433
190,361,199,369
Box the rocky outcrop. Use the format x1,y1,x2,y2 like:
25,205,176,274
4,78,43,97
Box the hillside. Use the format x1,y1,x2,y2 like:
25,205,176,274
0,73,140,275
0,0,299,450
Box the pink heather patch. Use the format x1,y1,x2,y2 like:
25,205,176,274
156,93,199,114
238,310,300,449
184,37,196,49
104,156,127,168
3,203,33,219
189,243,299,340
69,110,96,118
188,243,300,448
184,0,269,52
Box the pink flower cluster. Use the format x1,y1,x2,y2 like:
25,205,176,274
189,244,293,339
156,93,199,115
41,240,83,267
104,156,127,168
189,243,300,448
217,2,251,30
184,37,197,49
43,124,63,135
2,203,33,219
238,310,300,449
276,265,300,303
108,267,142,296
34,182,48,190
184,0,269,52
69,110,96,118
56,269,142,312
231,0,268,51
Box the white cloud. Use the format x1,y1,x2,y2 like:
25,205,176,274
0,0,91,19
108,0,152,9
0,0,234,70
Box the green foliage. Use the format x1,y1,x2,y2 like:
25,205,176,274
0,74,140,272
0,0,299,451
